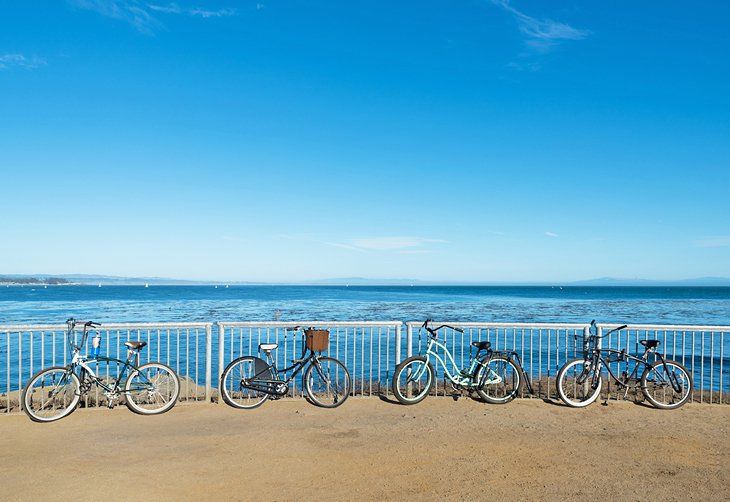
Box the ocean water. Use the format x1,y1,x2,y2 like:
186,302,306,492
2,286,729,395
1,285,729,325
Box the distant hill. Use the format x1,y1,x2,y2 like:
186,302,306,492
0,274,210,286
2,274,730,287
0,276,71,285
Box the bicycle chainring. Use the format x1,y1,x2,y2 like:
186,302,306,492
274,382,289,395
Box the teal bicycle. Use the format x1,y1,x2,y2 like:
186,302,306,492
22,318,180,422
392,320,533,405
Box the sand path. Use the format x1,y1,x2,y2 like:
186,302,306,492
2,398,729,501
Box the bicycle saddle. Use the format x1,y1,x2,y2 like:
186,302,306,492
471,341,491,351
639,340,660,349
259,343,278,352
124,341,147,350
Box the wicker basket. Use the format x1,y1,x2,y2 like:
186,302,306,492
304,329,329,352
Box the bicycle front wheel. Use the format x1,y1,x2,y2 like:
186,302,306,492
125,363,180,415
305,356,351,408
391,356,435,405
475,356,521,404
556,359,602,408
220,356,272,409
641,360,692,409
22,366,81,423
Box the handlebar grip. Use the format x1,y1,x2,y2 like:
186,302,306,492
617,324,628,330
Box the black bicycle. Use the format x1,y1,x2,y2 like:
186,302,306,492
219,326,351,409
556,320,692,409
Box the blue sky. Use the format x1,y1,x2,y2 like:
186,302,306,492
1,1,729,282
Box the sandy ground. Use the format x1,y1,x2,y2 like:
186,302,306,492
1,397,729,501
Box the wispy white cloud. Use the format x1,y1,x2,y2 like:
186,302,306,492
147,2,181,13
70,0,237,33
544,232,559,238
0,54,47,70
149,3,237,18
490,0,589,60
71,0,159,33
188,7,237,18
694,236,730,248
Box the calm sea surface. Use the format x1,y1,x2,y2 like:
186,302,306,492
1,285,729,325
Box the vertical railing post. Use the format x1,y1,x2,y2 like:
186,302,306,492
406,323,413,359
18,332,23,412
205,324,212,403
395,323,402,364
217,322,225,401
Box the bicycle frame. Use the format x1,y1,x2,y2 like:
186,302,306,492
582,349,646,388
64,319,155,395
73,353,144,394
582,345,684,394
241,334,324,395
421,336,481,387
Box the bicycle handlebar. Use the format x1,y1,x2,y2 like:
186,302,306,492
421,320,464,334
594,324,628,339
66,318,101,329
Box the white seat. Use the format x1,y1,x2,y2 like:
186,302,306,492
259,343,278,352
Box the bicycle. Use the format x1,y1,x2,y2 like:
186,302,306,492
22,318,181,422
391,320,533,405
556,320,692,409
219,326,351,409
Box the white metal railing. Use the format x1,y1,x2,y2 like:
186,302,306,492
405,321,730,404
215,321,403,398
2,320,728,414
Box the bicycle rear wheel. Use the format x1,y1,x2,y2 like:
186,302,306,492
475,356,521,404
556,359,602,408
22,366,81,422
641,360,692,409
305,356,351,408
125,362,180,415
220,356,272,409
391,356,435,405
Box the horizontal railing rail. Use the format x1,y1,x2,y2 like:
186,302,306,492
2,320,728,414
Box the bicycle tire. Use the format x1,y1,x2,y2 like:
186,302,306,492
391,356,435,405
124,362,180,415
304,356,351,408
475,356,521,404
22,366,81,423
641,360,692,409
220,356,272,409
556,359,602,408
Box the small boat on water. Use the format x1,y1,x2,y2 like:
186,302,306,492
145,283,149,288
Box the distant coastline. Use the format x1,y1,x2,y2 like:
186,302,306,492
2,274,730,287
